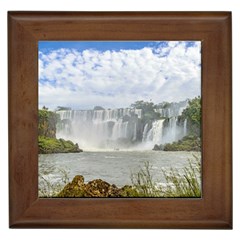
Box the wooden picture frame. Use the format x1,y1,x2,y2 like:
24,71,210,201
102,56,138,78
8,11,232,229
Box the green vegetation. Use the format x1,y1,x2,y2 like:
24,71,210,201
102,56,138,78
160,97,201,151
181,96,201,136
163,135,201,151
39,154,201,198
130,161,160,197
161,155,201,197
39,108,59,138
38,136,82,154
39,166,70,197
158,101,171,109
57,175,85,197
130,100,161,125
93,106,105,110
38,107,82,154
56,176,139,197
130,154,201,197
56,106,72,111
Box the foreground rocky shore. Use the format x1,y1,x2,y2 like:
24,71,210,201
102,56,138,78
57,175,138,197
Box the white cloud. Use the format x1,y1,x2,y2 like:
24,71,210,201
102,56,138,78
39,41,201,110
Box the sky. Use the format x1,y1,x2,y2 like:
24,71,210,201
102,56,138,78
38,41,201,110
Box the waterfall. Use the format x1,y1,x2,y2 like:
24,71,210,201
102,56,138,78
170,117,177,142
183,119,187,135
142,123,149,142
145,120,164,144
133,123,137,141
143,116,188,147
56,100,189,149
56,108,142,149
156,99,188,118
112,119,129,140
152,120,164,144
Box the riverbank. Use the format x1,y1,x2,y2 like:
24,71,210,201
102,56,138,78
152,135,201,152
38,108,83,154
163,135,201,151
44,153,201,198
38,136,83,154
38,150,199,197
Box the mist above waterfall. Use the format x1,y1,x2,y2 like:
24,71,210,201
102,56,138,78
56,100,189,150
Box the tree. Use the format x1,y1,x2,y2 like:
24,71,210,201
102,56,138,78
130,100,160,124
39,109,59,138
93,106,105,110
56,106,71,111
181,96,201,136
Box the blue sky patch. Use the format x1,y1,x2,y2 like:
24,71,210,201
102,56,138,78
38,41,201,110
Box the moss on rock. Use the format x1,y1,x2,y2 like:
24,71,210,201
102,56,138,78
163,135,201,151
58,175,85,197
39,109,59,138
57,175,140,198
38,136,83,154
38,108,83,154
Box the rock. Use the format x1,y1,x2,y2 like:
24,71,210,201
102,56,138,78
72,175,85,186
152,144,161,151
57,175,141,198
119,185,139,197
38,136,83,154
58,176,122,197
38,109,58,138
93,106,105,110
152,144,164,151
75,143,83,152
163,135,201,151
84,179,121,197
58,175,85,197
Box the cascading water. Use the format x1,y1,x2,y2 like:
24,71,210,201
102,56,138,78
57,108,142,149
145,119,165,145
141,100,189,147
183,119,188,136
156,99,188,118
56,100,189,150
142,123,149,142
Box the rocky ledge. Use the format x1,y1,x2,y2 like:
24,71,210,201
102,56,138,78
57,175,138,197
153,135,201,152
38,136,83,154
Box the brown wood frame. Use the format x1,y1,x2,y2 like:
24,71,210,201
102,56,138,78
8,12,232,229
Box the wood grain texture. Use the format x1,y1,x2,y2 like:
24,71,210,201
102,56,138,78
8,12,232,229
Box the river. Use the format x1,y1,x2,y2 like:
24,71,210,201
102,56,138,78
39,150,199,190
